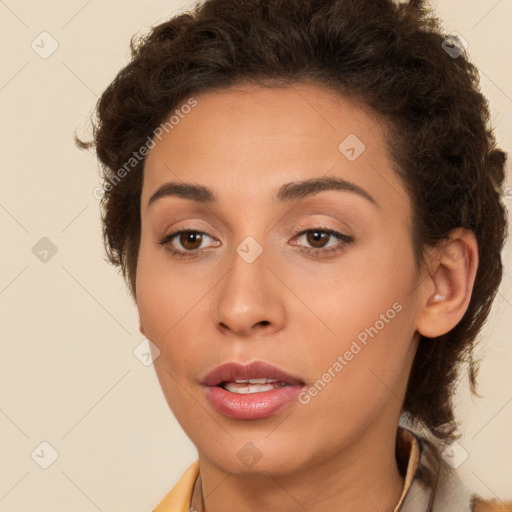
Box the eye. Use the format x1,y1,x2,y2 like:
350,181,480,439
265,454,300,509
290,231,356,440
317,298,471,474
158,227,353,260
158,229,219,258
291,227,354,258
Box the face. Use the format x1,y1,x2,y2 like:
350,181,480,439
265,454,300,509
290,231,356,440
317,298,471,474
136,83,427,477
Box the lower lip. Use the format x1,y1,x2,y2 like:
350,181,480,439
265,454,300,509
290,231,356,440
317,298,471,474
204,384,304,420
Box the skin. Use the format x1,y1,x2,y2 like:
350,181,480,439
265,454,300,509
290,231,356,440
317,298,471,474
136,83,478,512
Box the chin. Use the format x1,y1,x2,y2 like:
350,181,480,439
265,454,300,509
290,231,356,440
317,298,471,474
196,434,314,477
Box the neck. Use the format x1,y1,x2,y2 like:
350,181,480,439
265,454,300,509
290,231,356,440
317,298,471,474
194,422,406,512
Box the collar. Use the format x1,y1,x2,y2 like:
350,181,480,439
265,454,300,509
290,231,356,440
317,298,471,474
396,426,439,512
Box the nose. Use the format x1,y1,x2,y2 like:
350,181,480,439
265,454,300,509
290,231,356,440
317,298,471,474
212,243,286,338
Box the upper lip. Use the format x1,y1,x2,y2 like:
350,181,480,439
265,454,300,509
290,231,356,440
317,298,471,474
201,361,305,387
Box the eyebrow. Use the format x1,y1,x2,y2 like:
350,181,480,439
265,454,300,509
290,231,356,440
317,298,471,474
147,176,378,208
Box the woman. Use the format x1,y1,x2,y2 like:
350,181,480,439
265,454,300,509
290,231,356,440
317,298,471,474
78,0,510,510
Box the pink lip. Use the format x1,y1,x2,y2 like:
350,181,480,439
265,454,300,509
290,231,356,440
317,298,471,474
202,361,304,387
201,361,305,420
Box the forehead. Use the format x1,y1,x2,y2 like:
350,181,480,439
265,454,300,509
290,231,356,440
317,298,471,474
141,83,408,216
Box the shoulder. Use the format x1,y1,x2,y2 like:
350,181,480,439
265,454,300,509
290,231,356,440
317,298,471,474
471,496,512,512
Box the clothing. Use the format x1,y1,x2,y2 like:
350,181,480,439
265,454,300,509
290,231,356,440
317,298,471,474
153,426,511,512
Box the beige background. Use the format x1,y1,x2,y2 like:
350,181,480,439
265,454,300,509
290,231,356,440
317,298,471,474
1,0,511,510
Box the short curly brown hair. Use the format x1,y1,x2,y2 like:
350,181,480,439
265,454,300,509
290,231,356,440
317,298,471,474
78,0,508,441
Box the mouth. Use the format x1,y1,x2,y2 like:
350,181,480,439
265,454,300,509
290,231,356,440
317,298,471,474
201,361,305,420
201,360,304,389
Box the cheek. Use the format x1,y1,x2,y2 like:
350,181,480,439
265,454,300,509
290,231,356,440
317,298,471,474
295,242,418,403
136,241,202,339
295,310,416,441
298,241,414,344
135,243,212,385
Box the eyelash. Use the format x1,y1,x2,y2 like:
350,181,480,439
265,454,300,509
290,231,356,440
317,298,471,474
158,227,354,260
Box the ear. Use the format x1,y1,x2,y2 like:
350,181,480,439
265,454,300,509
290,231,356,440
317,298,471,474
138,312,147,337
416,228,479,338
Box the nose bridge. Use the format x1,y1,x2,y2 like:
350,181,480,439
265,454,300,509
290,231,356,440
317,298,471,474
213,233,284,335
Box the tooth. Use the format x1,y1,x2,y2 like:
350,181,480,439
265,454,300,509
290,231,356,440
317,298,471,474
233,378,278,384
224,382,287,394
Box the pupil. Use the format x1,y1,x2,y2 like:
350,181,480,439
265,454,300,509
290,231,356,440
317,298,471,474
308,230,327,247
181,232,202,249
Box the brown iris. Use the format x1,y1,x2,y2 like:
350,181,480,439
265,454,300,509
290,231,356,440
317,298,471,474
306,230,329,248
179,232,204,251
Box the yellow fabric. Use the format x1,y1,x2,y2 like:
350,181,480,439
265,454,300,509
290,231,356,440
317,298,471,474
153,460,200,512
472,499,512,512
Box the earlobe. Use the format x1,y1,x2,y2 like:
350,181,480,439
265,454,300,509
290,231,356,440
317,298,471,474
416,228,479,339
138,314,146,337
